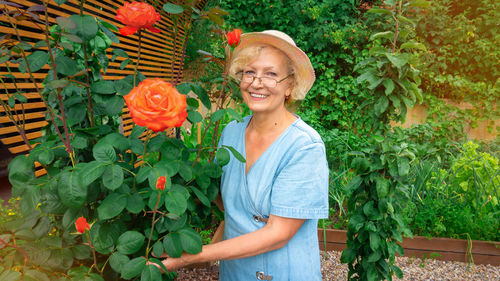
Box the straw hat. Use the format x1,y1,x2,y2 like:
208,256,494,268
232,30,315,100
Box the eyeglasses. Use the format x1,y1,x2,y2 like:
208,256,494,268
238,72,293,88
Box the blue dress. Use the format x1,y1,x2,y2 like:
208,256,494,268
219,115,329,281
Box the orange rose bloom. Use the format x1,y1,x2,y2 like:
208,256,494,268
226,29,242,47
156,176,166,190
124,78,187,132
75,217,90,234
116,1,161,36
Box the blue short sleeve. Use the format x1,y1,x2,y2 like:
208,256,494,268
270,142,329,219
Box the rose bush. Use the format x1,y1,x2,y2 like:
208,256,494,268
1,1,242,280
124,78,188,132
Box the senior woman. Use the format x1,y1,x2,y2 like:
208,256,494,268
160,30,329,280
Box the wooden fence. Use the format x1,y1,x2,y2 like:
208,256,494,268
0,0,204,158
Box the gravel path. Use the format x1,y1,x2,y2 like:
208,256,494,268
175,250,500,280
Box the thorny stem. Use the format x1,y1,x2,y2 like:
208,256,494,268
81,0,95,127
145,192,162,259
391,2,400,53
85,231,99,276
170,25,177,84
134,30,142,87
173,21,192,86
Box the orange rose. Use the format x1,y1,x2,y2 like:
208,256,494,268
226,29,242,47
116,1,161,36
124,78,187,132
75,217,90,234
156,176,166,190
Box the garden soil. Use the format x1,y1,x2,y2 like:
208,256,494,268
175,250,500,280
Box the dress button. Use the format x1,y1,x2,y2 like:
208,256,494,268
256,271,273,280
253,215,260,222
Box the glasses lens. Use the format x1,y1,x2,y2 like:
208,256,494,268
261,77,277,88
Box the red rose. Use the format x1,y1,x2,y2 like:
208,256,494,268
156,176,166,190
124,78,187,132
116,1,161,36
226,29,242,47
75,217,90,234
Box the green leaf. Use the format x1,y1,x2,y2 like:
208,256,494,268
62,32,83,43
7,96,14,108
20,187,41,216
176,83,191,94
210,109,226,123
121,257,146,280
370,31,394,41
109,252,129,274
340,248,356,263
0,269,21,281
190,186,210,207
141,264,162,281
216,147,230,166
120,59,129,70
367,264,378,281
392,265,403,278
19,51,49,73
367,250,381,262
72,244,91,260
187,110,203,123
223,145,245,163
385,53,409,68
398,15,416,28
91,80,116,94
163,232,183,258
203,163,222,178
409,0,430,8
164,191,187,215
163,3,184,14
24,270,50,281
373,96,389,116
100,24,119,44
102,165,124,191
14,93,27,103
78,161,106,186
55,16,76,30
178,162,193,181
369,232,381,251
226,108,243,122
191,83,211,110
178,228,202,254
112,48,129,59
376,176,390,199
93,143,116,164
47,79,70,89
186,97,199,109
55,55,78,76
97,193,126,220
383,79,395,96
348,214,365,232
366,8,393,15
68,15,98,41
101,133,129,151
152,241,164,258
397,157,410,176
54,0,68,5
38,148,54,165
126,193,145,214
58,170,87,209
130,125,146,139
117,231,145,255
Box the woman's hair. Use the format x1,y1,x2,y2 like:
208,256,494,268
229,44,299,105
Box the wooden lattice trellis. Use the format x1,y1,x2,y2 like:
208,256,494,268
0,0,205,157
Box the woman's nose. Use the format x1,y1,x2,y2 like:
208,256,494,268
250,76,264,88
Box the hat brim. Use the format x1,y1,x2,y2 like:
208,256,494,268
232,32,315,100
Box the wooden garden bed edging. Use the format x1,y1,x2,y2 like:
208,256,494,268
318,228,500,266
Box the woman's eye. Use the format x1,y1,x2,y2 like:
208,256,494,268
266,72,277,77
244,70,255,75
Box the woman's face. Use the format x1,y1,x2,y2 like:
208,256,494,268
240,47,292,116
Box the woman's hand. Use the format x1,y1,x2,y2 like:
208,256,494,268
148,252,188,273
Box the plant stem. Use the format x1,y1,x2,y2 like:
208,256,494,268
134,30,142,87
173,20,192,86
85,231,99,276
145,192,162,259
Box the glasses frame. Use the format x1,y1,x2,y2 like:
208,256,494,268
237,72,293,88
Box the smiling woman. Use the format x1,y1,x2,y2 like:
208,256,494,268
157,30,329,281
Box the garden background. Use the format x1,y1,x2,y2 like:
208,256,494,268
0,0,498,281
